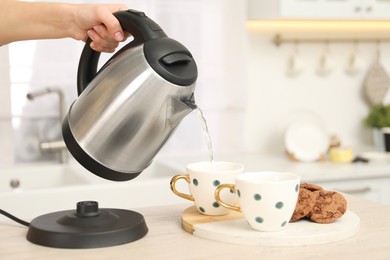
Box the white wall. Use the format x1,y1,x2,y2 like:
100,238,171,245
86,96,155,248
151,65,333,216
157,0,248,156
244,27,390,154
0,46,14,166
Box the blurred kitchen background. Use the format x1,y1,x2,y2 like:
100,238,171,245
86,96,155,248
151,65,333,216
1,0,390,166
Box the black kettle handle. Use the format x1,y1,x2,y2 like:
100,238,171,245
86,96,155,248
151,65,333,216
77,9,167,95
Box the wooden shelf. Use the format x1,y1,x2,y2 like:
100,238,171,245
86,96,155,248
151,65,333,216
247,20,390,46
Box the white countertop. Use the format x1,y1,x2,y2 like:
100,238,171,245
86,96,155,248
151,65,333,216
1,195,390,259
159,151,390,182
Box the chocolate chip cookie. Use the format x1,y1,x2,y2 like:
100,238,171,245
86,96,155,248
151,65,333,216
308,190,347,224
300,183,323,192
290,187,316,222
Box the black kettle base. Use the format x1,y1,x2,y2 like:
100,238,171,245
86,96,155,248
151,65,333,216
26,201,148,249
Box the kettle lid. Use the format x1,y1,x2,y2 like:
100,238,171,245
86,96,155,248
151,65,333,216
144,37,197,86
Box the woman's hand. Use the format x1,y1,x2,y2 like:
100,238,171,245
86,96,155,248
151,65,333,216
71,4,128,53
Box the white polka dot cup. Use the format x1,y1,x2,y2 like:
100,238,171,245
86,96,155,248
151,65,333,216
215,171,300,231
170,161,244,216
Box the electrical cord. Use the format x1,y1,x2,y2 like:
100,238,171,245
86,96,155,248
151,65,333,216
0,209,30,227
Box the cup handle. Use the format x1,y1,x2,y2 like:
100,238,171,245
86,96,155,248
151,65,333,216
214,184,240,212
170,175,194,201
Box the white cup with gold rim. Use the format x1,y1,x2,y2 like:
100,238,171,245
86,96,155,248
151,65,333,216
170,161,244,216
215,171,300,231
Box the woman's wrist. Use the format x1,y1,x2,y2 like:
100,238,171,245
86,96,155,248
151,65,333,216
2,1,75,43
60,3,87,41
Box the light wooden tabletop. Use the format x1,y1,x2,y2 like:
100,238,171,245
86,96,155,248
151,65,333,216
1,195,390,260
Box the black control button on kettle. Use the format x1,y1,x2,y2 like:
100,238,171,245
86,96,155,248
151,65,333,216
161,53,192,65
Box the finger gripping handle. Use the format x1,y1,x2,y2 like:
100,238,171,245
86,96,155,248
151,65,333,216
77,9,167,95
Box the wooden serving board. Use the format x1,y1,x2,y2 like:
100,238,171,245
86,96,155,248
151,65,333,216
182,206,360,246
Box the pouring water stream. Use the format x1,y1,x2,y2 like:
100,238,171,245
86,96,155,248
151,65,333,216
195,107,214,166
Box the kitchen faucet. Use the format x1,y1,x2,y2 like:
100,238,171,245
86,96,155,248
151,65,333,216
26,87,68,163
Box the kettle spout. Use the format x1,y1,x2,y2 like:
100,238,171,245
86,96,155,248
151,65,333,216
167,95,197,127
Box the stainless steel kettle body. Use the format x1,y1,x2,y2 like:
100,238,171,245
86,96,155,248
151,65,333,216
62,10,197,181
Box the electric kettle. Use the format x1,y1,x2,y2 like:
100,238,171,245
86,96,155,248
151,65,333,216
62,9,198,181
